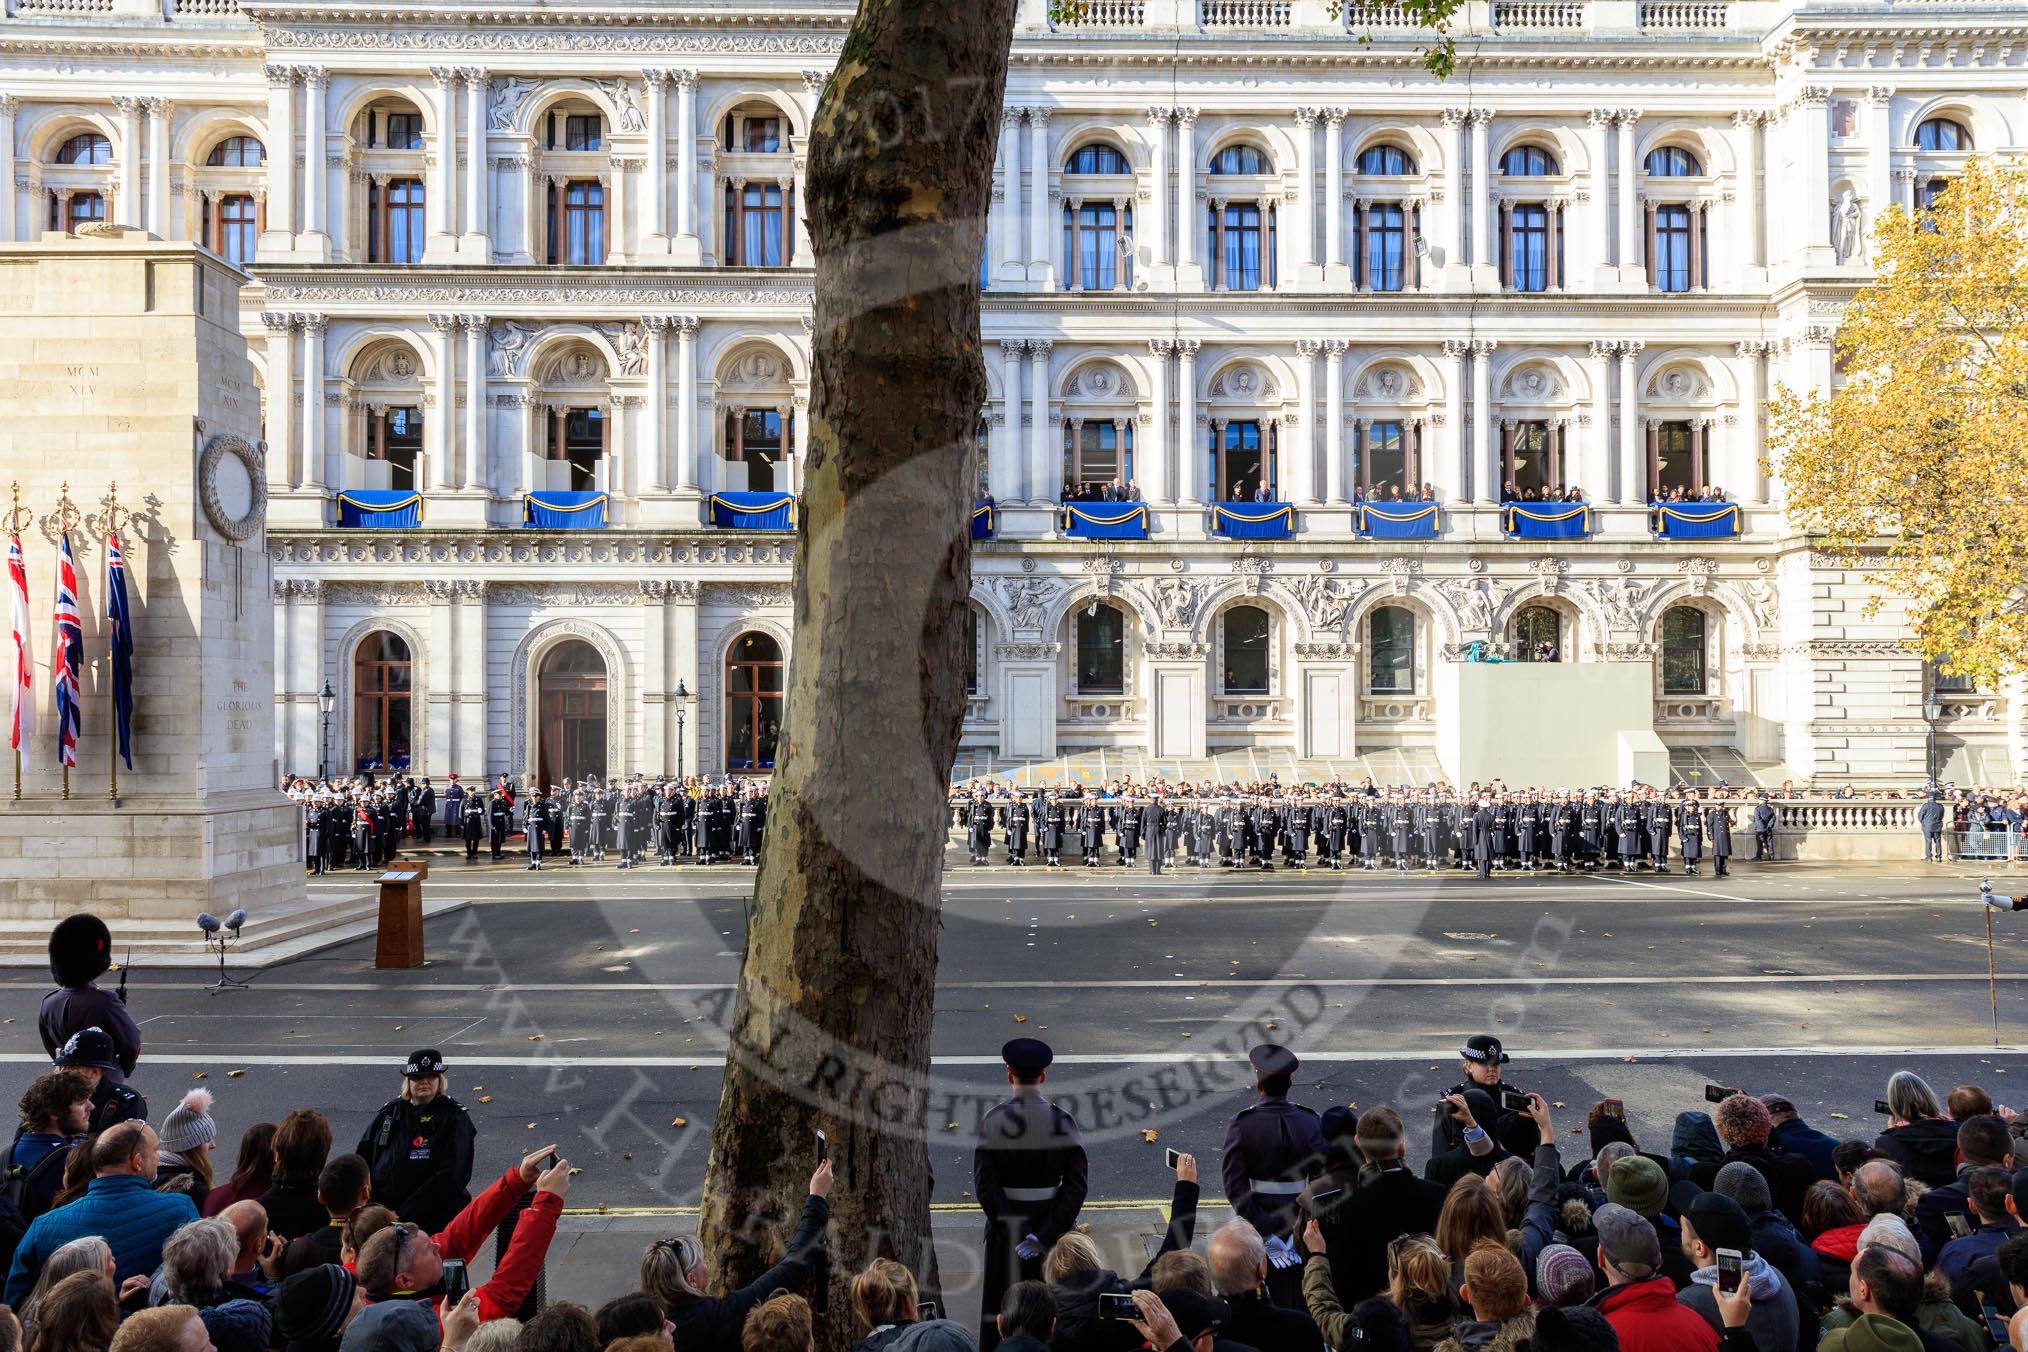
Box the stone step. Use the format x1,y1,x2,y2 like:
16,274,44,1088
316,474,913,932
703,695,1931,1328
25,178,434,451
0,889,413,970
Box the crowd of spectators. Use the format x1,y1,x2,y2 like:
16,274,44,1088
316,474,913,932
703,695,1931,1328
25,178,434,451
14,1017,2028,1352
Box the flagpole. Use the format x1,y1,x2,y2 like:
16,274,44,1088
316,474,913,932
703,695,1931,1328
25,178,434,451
53,483,79,803
99,482,127,804
5,481,22,801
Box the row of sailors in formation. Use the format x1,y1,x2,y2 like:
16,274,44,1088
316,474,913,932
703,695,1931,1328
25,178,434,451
511,778,771,869
951,782,1781,876
302,775,771,870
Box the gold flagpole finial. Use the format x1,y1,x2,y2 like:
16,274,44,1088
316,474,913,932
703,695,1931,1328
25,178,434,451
51,483,81,537
3,483,30,537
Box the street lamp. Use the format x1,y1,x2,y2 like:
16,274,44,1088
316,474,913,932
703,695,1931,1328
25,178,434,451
318,680,336,783
1924,692,1943,788
674,679,692,781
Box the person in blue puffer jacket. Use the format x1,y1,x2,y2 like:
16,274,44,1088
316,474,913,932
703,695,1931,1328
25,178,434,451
4,1119,198,1304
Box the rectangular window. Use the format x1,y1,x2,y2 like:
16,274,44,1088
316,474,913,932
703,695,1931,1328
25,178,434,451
384,406,422,491
1655,205,1692,293
372,179,425,265
564,115,603,152
1064,421,1132,493
1220,203,1263,291
385,113,423,151
1508,205,1548,292
215,194,257,267
1071,203,1122,290
1215,421,1272,500
743,117,782,153
1366,205,1405,292
726,183,787,266
1366,421,1407,493
564,180,605,264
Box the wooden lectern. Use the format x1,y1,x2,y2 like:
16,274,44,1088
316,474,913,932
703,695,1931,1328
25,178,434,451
375,861,429,968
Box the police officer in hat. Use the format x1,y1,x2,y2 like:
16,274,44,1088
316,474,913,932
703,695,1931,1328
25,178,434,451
1433,1034,1522,1154
974,1037,1087,1352
1221,1043,1324,1310
355,1048,478,1235
40,914,141,1086
54,1028,148,1133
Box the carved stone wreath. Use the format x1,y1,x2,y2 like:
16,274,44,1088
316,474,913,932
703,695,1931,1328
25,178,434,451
198,433,268,543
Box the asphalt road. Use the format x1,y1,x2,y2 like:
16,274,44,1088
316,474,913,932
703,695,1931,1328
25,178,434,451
3,858,2024,1322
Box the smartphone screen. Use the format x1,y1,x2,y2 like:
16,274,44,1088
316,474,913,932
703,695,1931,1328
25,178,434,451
917,1301,942,1321
441,1258,470,1304
1165,1147,1182,1169
1875,1100,1892,1115
1947,1213,1974,1239
816,1129,827,1163
1500,1090,1532,1113
1600,1099,1626,1120
1715,1249,1743,1295
1099,1292,1139,1320
1704,1084,1739,1104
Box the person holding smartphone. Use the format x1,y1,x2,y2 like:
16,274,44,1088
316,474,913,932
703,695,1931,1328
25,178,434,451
1677,1191,1801,1352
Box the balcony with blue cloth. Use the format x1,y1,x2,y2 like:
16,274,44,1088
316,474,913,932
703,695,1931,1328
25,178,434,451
335,490,423,529
522,491,608,529
1356,501,1441,540
1500,502,1593,540
709,492,797,530
1651,502,1741,539
1059,501,1149,540
972,501,997,540
1209,502,1293,540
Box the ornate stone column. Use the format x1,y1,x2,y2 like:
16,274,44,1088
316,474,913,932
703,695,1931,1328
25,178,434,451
462,67,488,252
298,313,327,494
1175,339,1200,505
1734,339,1771,504
1026,340,1053,503
1586,108,1614,273
0,96,17,244
1617,340,1644,505
1144,339,1171,505
1026,108,1053,284
427,313,458,492
1323,109,1346,280
262,66,296,248
113,96,143,225
261,313,299,490
426,68,458,257
1144,108,1169,271
674,316,699,492
1617,110,1643,283
1291,108,1317,279
1324,339,1347,504
1292,339,1320,504
1470,338,1496,504
641,69,670,252
1440,339,1468,502
145,97,172,240
1174,108,1199,284
997,339,1025,501
1470,108,1494,269
642,314,669,492
1441,108,1467,266
673,69,699,257
1588,339,1615,502
460,314,487,492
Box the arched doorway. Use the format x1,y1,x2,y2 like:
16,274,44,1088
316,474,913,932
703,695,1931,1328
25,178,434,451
725,631,784,773
539,639,608,785
353,630,412,773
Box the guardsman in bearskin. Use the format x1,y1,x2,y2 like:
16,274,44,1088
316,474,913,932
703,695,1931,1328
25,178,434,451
41,915,140,1087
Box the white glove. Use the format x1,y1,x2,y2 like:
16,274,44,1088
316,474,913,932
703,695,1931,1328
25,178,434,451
1265,1235,1301,1270
1017,1234,1043,1261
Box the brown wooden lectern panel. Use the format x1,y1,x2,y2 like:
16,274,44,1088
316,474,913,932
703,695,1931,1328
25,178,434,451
375,861,429,968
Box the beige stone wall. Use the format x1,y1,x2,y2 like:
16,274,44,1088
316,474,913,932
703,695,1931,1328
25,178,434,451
0,232,320,928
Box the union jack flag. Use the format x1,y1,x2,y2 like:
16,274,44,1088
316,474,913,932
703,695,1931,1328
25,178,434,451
53,533,81,769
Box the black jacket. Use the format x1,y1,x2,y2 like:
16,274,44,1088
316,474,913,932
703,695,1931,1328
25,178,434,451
1225,1287,1327,1352
1690,1143,1816,1226
355,1095,477,1234
1324,1163,1447,1305
1875,1120,1961,1188
1049,1179,1200,1352
669,1195,828,1352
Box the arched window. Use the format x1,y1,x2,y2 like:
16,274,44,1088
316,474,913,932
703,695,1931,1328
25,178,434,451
1076,603,1125,694
353,631,412,773
1644,146,1701,177
725,631,784,773
1356,144,1415,175
1915,118,1971,152
1661,607,1707,694
1500,145,1558,177
206,136,265,167
55,133,112,166
1208,143,1270,175
1368,607,1415,693
1223,606,1271,694
1514,606,1562,663
1066,142,1130,175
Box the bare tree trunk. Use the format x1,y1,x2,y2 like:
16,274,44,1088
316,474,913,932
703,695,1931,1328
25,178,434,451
700,1,1017,1344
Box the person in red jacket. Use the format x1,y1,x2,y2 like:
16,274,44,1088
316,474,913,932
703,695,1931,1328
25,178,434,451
1590,1203,1720,1352
352,1143,571,1325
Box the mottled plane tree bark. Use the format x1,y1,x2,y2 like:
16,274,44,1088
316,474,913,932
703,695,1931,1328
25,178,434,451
699,0,1019,1342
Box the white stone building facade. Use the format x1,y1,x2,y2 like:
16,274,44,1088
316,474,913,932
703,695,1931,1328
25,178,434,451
4,0,2025,785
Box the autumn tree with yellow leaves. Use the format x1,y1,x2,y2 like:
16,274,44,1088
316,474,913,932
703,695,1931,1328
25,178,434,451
1768,157,2028,685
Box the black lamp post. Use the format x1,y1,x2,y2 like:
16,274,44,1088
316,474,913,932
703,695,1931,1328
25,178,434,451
675,679,691,781
318,680,336,782
1924,692,1943,788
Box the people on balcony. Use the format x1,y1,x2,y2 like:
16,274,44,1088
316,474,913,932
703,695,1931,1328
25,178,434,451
1061,479,1141,503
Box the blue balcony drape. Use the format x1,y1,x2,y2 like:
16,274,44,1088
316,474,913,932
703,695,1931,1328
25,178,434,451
335,490,423,528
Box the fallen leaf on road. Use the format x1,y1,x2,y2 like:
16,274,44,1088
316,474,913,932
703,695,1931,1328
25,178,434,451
1014,1015,1028,1023
529,1034,543,1042
226,1069,245,1078
672,1117,688,1128
1829,1112,1849,1120
1143,1129,1160,1143
478,1096,493,1104
193,1072,208,1080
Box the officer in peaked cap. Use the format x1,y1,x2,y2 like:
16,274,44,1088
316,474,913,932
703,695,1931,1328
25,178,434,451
355,1048,477,1235
1221,1043,1323,1310
55,1027,148,1133
974,1037,1087,1352
41,914,141,1087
